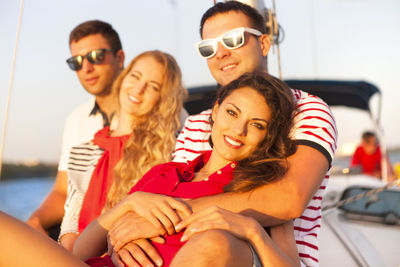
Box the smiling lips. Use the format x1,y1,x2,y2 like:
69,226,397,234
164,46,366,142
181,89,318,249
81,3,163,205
220,63,237,72
224,135,243,148
128,94,141,104
85,76,99,85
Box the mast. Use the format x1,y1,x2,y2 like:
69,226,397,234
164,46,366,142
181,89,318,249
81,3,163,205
0,0,25,180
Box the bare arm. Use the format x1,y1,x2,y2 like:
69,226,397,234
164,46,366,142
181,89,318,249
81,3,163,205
74,212,166,262
59,233,78,252
73,191,190,260
269,221,300,265
26,171,68,233
0,212,87,267
73,199,133,260
187,145,329,226
248,220,299,267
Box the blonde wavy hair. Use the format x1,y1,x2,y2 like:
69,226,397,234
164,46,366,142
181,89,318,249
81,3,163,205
105,50,187,210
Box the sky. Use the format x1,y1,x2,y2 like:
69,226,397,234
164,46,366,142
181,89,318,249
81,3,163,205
1,0,399,164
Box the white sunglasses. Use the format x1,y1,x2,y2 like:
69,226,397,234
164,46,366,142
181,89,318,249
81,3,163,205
195,27,262,59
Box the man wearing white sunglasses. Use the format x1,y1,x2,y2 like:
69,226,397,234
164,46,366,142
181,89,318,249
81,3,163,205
195,22,269,87
173,3,336,266
107,2,337,267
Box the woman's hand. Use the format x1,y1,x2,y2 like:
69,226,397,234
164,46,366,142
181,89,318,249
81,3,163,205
176,206,261,242
110,239,164,267
121,192,192,235
107,213,166,266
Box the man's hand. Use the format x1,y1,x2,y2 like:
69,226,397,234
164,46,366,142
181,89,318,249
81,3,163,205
110,239,164,267
108,212,165,252
121,192,192,235
177,206,259,242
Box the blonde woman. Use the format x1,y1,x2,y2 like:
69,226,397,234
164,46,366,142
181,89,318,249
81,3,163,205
59,50,187,250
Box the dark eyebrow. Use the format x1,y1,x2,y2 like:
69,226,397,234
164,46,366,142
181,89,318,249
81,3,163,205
252,118,269,124
227,103,268,124
227,102,241,113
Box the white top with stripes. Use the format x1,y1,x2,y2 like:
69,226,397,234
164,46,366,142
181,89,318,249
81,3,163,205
59,142,104,238
173,88,338,267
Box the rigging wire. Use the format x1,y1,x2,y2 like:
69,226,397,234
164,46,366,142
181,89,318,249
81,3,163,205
271,0,282,79
308,0,319,76
322,179,400,212
0,0,25,180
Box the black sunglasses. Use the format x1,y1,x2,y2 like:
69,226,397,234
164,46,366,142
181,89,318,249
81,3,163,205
66,48,114,71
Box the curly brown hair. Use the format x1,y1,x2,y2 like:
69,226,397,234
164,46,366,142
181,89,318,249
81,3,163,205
210,72,297,193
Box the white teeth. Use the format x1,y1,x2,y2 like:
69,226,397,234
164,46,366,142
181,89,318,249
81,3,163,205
221,64,236,71
128,95,140,103
225,136,242,146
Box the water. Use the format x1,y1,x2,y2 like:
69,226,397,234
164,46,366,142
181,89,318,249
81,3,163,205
1,151,399,221
0,177,54,220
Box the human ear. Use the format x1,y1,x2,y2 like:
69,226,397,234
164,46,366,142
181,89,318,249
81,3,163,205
211,102,220,123
116,49,125,69
259,34,271,57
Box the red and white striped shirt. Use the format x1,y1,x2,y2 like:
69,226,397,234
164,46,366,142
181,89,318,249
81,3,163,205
173,88,338,266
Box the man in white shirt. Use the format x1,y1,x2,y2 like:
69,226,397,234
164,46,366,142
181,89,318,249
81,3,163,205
26,20,125,237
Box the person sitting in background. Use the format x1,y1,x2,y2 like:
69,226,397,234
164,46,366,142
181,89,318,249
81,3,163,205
351,131,393,179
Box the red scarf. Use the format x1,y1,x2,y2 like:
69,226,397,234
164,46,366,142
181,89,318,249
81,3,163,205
78,127,131,233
